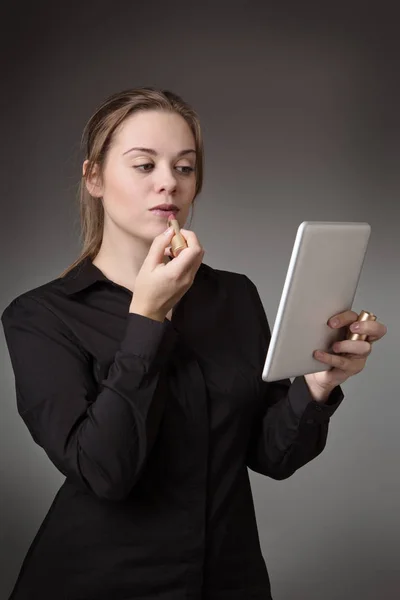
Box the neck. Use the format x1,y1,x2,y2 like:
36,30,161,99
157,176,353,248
92,221,168,293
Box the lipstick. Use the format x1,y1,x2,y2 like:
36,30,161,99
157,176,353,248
168,213,188,257
346,310,377,341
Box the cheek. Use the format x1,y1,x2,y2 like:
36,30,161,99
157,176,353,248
177,177,195,211
102,170,143,215
182,176,196,202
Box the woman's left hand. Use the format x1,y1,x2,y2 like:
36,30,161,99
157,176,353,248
304,310,387,401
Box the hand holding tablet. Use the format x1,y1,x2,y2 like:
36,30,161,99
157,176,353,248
262,221,374,382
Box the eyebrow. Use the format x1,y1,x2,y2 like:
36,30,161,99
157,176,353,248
122,147,196,157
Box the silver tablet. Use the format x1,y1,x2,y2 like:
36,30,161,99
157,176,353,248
262,221,371,382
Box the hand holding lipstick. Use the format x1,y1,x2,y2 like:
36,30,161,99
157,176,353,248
129,216,204,322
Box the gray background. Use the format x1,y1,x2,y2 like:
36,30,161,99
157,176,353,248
1,2,399,598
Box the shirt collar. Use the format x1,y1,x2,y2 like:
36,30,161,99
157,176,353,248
61,256,207,296
61,256,110,295
61,257,212,296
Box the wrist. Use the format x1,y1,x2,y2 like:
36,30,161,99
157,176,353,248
129,302,165,323
304,375,335,403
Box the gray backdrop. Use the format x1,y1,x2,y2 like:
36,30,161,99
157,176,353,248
1,2,399,599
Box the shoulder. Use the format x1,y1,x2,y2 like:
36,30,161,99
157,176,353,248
198,263,269,342
1,275,66,328
201,261,267,311
198,261,258,297
195,263,264,320
1,276,87,360
198,261,251,286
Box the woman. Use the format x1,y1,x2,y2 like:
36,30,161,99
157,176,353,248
1,87,387,599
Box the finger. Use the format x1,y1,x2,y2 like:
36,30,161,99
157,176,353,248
314,350,352,371
331,340,371,356
167,229,204,272
164,246,173,258
348,320,387,339
162,229,201,259
167,245,204,277
178,228,203,251
328,310,359,328
143,228,175,269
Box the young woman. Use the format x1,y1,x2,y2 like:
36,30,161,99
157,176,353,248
2,87,386,600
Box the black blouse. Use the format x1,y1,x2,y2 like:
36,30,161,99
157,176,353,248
1,258,344,600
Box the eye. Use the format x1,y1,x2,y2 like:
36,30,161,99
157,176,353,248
134,163,154,172
176,166,195,175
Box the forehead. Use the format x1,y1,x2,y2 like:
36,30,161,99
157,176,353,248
112,110,195,151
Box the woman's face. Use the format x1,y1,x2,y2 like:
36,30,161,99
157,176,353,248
87,110,197,243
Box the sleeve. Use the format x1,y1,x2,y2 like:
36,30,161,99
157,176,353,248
243,275,344,480
1,294,178,501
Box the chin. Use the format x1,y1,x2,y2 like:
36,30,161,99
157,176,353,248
139,223,166,242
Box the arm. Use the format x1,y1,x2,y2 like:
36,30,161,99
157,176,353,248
1,294,177,501
243,275,344,480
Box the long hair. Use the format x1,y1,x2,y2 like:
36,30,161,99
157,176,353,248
59,87,204,277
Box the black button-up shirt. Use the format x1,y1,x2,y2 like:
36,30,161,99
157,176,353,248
1,258,344,600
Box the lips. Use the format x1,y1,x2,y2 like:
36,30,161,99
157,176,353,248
150,204,179,211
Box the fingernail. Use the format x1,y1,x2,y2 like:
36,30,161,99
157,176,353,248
330,318,339,327
164,227,173,235
351,322,360,330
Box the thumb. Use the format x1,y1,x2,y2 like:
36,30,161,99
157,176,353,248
143,227,175,269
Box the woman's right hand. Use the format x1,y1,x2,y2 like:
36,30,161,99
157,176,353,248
129,227,205,322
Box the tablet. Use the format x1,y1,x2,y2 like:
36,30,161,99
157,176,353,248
261,221,371,382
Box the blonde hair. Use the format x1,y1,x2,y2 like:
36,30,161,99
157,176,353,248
59,87,204,277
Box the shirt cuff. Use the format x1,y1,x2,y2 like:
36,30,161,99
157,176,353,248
288,375,345,423
119,313,178,370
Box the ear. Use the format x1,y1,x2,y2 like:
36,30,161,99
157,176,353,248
83,160,103,198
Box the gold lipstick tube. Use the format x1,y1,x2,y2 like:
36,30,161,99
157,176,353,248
347,310,377,341
169,216,188,257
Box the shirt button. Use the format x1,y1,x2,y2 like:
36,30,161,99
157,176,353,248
315,405,323,411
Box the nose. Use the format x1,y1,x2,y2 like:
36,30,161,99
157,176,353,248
154,165,177,195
